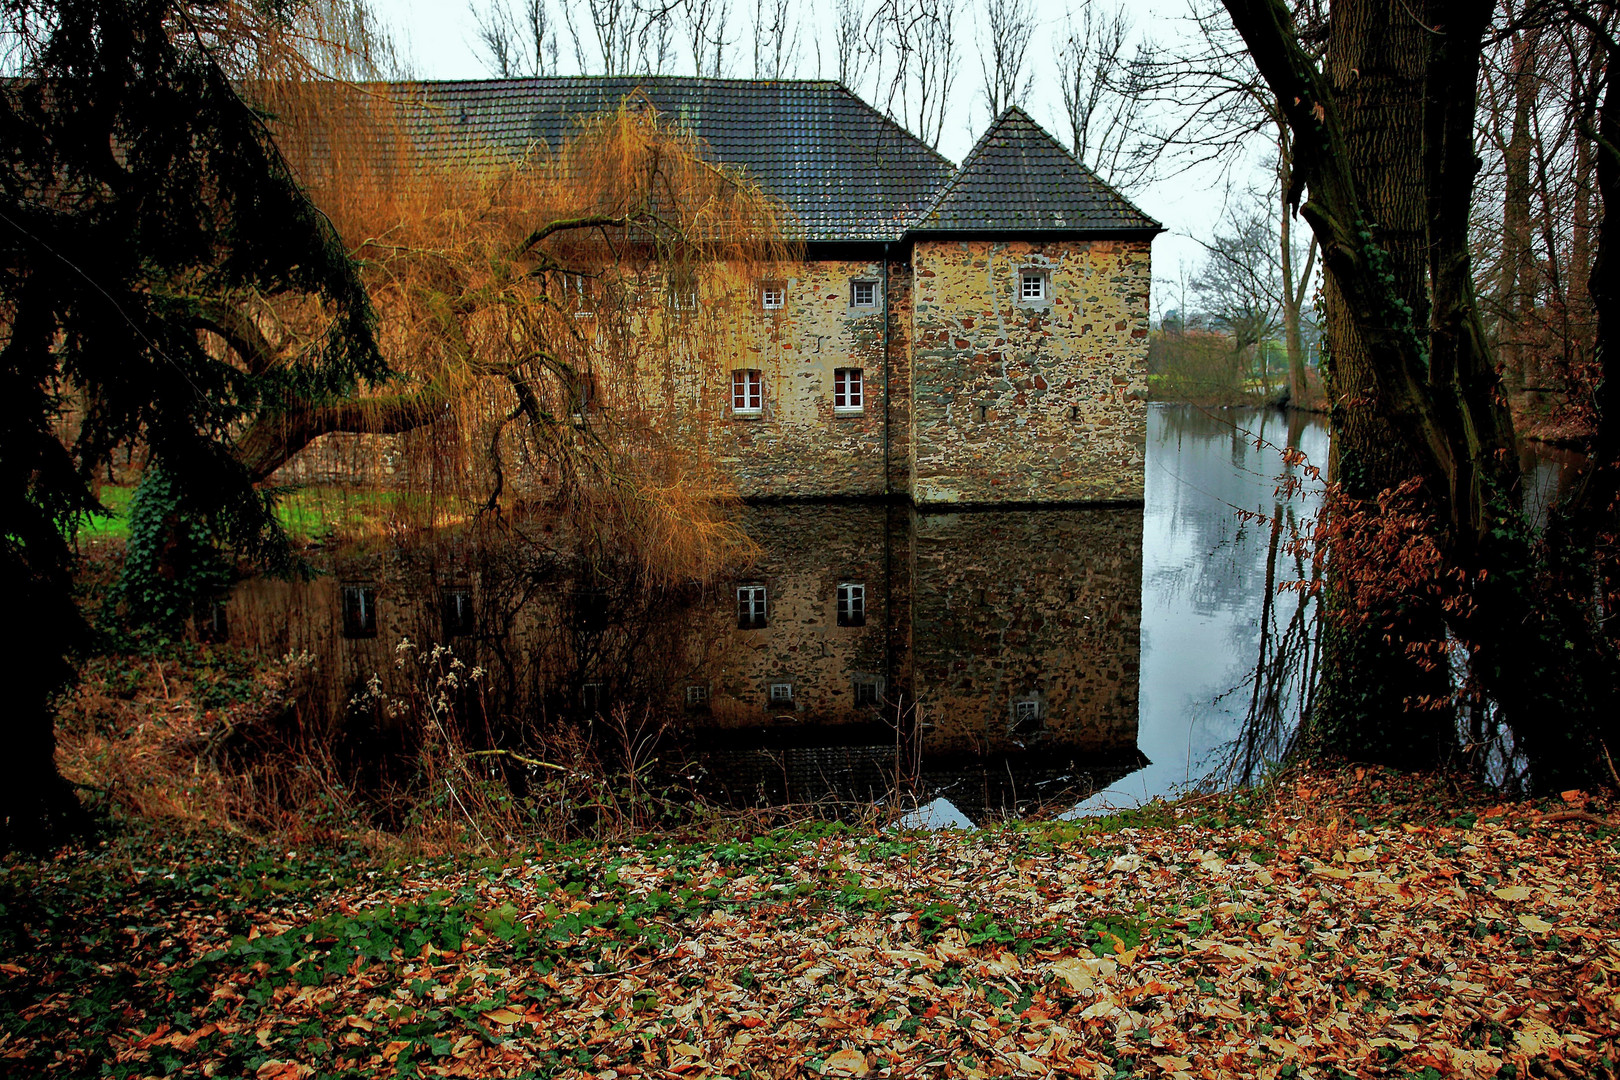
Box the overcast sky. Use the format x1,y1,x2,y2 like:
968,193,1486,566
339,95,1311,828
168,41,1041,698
363,0,1257,305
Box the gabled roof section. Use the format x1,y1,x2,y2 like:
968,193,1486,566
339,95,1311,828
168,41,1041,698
392,77,957,243
910,107,1159,236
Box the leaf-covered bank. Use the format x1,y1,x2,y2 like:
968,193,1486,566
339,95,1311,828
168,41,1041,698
1,769,1615,1079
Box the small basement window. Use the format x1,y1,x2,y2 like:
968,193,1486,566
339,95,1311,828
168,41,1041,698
833,368,864,414
1011,696,1045,737
441,588,475,637
836,582,866,627
769,682,794,705
761,282,785,309
1020,271,1049,302
195,599,229,643
853,674,884,707
737,584,768,629
685,684,710,707
732,369,763,416
850,280,877,308
342,585,378,639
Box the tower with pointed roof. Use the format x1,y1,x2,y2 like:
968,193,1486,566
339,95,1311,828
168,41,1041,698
905,107,1159,504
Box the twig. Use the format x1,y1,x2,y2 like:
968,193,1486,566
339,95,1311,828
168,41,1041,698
445,780,498,856
153,659,171,702
1536,810,1619,828
1600,740,1620,789
463,748,566,771
579,955,663,980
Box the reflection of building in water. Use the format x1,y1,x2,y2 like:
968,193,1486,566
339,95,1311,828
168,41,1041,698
224,502,1145,815
698,505,1142,757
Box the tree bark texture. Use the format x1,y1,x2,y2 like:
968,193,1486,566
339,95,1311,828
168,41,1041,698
1221,0,1617,786
1313,0,1455,767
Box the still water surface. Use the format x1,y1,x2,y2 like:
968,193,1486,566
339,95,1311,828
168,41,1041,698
234,405,1340,823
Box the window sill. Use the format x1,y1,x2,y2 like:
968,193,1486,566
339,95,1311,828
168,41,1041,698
833,407,865,417
731,411,763,420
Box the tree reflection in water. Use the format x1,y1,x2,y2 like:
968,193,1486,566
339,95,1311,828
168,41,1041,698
1204,408,1322,789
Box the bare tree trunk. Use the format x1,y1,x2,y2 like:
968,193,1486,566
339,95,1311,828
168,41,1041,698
1222,0,1619,788
752,0,799,78
976,0,1033,120
1495,23,1540,392
832,0,869,88
1277,122,1317,410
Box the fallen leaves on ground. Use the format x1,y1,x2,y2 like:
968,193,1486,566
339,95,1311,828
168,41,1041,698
2,767,1616,1078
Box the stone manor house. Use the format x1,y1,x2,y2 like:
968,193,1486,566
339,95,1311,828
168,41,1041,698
397,77,1160,506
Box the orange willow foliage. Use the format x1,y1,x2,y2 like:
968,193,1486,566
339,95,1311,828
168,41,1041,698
212,35,794,584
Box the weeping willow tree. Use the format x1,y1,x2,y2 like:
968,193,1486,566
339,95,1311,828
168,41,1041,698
0,0,392,850
2,0,789,850
221,91,794,586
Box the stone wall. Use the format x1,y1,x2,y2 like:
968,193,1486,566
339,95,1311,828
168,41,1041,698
702,256,901,499
908,507,1142,755
909,238,1151,504
270,241,1148,508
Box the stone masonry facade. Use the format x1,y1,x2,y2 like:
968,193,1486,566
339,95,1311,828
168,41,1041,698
278,82,1159,507
910,239,1151,504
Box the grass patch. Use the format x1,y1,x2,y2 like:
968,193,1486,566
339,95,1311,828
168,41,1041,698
77,484,418,542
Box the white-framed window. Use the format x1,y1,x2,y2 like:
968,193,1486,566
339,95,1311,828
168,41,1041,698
850,280,877,308
1020,271,1048,302
833,368,863,413
732,369,763,416
761,282,785,309
853,674,884,707
441,588,474,637
769,682,794,704
737,584,768,629
565,273,594,317
685,684,709,706
836,582,866,627
196,598,229,643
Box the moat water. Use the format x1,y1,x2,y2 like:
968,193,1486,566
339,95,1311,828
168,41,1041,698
223,405,1581,824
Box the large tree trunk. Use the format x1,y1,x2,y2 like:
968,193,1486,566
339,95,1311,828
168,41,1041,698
1222,0,1619,790
235,395,448,482
1311,0,1455,768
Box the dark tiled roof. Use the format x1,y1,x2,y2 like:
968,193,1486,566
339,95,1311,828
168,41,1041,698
911,107,1160,235
389,77,956,243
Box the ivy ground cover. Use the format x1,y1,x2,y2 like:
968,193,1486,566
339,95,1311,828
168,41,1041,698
1,769,1615,1079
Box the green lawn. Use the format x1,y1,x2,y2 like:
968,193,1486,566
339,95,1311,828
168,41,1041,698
77,485,414,542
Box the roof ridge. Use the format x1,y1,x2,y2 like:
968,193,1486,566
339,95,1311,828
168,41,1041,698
907,107,1160,235
909,106,1024,228
378,75,852,89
